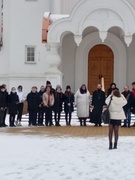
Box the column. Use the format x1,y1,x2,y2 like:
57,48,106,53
46,43,63,88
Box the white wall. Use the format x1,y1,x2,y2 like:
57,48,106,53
9,0,50,75
0,0,51,93
128,0,135,9
1,0,135,95
51,0,61,14
0,0,2,39
0,0,10,75
61,0,79,14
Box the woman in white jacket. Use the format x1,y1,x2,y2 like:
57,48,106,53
105,90,127,149
75,84,90,126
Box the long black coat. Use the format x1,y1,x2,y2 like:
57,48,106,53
122,91,134,111
53,92,63,112
63,92,74,113
91,90,106,124
8,92,19,115
38,90,45,111
27,92,39,111
0,90,8,108
38,90,44,105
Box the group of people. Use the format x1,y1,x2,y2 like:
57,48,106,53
0,81,75,128
1,81,135,150
27,82,74,127
0,84,25,127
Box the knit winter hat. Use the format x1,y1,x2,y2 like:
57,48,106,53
56,85,61,89
0,85,5,90
46,80,51,85
32,86,37,89
66,85,71,90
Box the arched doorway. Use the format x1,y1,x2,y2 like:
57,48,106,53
88,45,114,94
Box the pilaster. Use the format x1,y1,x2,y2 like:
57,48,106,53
46,43,63,87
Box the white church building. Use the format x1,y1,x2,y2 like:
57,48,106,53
1,0,135,94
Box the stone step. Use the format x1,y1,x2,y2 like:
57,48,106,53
21,101,135,124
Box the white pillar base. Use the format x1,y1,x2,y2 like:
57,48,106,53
45,68,63,88
46,43,63,88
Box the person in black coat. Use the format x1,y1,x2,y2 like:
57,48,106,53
27,86,39,126
53,85,64,126
0,85,8,127
107,83,119,97
8,87,19,127
38,86,45,126
122,86,134,127
91,84,106,126
63,85,74,126
2,84,8,127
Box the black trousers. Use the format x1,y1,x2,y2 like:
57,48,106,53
0,109,4,126
54,111,61,125
79,118,87,126
9,114,16,126
65,112,72,125
38,107,44,125
29,110,37,126
45,107,52,126
17,103,23,121
3,108,7,125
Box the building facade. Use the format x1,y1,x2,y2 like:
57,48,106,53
1,0,135,95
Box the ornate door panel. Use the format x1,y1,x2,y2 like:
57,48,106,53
101,58,113,93
88,58,101,94
88,45,114,94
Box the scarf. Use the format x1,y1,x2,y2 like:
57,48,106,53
132,89,135,99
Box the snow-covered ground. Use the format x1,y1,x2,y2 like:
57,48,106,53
0,115,135,179
0,133,135,180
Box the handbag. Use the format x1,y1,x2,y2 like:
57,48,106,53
101,97,112,124
131,107,135,114
89,109,94,123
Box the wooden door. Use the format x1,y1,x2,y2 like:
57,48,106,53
88,45,114,94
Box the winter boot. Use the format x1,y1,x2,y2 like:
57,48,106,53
84,119,87,126
80,119,82,126
68,119,71,126
66,119,68,126
18,121,22,126
114,142,117,149
109,142,112,150
15,120,18,126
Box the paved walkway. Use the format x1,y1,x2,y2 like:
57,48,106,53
0,126,135,137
